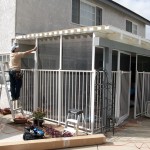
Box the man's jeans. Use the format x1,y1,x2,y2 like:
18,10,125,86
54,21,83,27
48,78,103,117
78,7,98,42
9,70,22,100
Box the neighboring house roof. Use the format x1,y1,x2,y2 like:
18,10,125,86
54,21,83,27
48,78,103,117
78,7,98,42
99,0,150,25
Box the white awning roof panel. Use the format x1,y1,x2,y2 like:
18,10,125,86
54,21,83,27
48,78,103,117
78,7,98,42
15,25,150,50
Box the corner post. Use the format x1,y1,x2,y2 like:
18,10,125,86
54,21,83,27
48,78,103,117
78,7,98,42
91,33,96,133
58,35,62,124
33,38,38,111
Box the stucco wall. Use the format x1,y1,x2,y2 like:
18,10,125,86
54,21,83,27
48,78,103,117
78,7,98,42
16,0,146,37
91,0,145,37
15,0,79,35
0,0,146,51
0,0,16,53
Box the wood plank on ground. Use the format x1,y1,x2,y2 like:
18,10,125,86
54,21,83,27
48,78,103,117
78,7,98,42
0,134,106,150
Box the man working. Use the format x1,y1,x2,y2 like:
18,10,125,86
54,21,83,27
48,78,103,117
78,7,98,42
9,44,37,101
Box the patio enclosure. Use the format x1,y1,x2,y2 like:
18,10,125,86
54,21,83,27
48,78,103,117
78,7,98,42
18,34,131,133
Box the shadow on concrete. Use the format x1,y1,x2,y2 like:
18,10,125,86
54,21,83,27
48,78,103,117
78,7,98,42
0,114,24,141
106,116,150,139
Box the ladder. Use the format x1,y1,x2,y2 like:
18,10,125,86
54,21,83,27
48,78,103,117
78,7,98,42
0,62,25,119
63,109,87,136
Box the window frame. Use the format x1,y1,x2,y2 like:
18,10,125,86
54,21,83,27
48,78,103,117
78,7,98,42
71,0,103,26
80,0,96,26
126,19,138,35
0,54,10,62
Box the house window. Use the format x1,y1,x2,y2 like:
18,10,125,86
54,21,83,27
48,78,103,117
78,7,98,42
0,54,10,63
126,20,137,34
72,0,102,26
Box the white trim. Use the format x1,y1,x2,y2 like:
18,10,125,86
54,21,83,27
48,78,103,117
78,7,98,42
91,33,96,133
59,35,62,70
103,47,105,70
126,18,138,27
92,33,96,70
14,25,150,51
81,0,98,7
58,35,62,124
141,72,145,114
91,70,96,133
120,50,131,56
137,53,150,58
80,0,103,10
134,70,138,119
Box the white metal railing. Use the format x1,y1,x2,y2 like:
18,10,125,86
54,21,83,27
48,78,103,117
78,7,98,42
94,71,128,132
112,71,131,125
134,72,150,118
94,71,104,132
38,70,59,122
60,70,93,130
37,70,93,131
20,69,34,114
119,71,131,122
20,69,131,132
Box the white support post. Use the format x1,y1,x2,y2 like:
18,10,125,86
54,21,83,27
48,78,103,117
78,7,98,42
115,51,121,124
33,38,38,111
141,72,145,115
59,35,62,70
127,72,131,117
58,35,62,124
134,71,138,119
115,71,121,125
91,33,96,133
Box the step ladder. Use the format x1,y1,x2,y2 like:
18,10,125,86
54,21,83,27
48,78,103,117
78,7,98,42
63,109,87,136
0,62,25,119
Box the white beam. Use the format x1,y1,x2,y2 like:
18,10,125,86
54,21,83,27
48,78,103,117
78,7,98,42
15,25,150,50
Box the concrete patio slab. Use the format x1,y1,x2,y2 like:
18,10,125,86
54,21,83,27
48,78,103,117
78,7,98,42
1,114,150,150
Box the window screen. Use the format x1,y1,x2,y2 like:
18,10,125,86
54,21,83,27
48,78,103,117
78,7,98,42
132,24,137,34
95,48,103,70
112,50,118,71
80,1,95,26
120,53,130,71
62,34,92,70
126,20,132,33
137,55,150,72
38,37,60,70
126,20,137,35
20,44,35,69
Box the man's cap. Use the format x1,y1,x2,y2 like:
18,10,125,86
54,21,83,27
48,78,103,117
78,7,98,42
10,45,19,52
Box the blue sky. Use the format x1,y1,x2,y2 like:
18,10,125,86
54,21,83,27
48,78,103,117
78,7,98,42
112,0,150,39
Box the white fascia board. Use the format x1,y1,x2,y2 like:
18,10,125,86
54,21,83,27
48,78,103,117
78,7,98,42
15,25,150,50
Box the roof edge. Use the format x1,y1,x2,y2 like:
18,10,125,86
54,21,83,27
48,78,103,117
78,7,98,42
99,0,150,25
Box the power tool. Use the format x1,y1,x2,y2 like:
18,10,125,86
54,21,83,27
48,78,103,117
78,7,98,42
23,125,44,140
